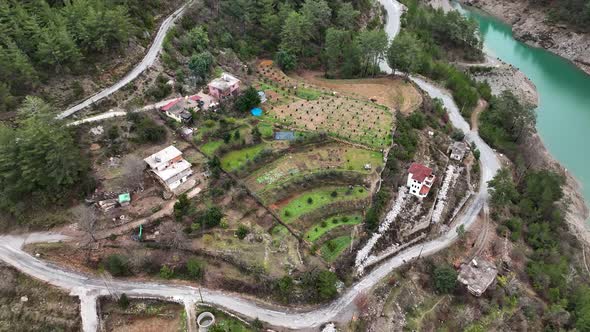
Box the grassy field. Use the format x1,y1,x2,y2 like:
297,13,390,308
279,186,369,224
220,144,267,171
201,140,223,157
321,235,352,262
305,214,362,243
257,122,274,138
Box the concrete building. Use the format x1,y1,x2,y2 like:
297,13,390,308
407,163,435,198
160,95,201,123
457,258,498,297
144,146,193,190
449,141,468,161
207,73,240,100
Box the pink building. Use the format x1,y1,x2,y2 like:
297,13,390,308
207,73,240,100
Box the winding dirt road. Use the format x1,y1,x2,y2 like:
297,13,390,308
0,1,500,331
57,2,191,119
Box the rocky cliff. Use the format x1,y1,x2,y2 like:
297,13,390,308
463,0,590,75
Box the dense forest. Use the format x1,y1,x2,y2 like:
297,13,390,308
530,0,590,30
0,0,174,112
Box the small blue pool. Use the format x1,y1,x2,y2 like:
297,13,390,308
251,107,263,116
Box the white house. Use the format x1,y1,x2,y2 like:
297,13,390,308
407,162,435,198
144,146,193,190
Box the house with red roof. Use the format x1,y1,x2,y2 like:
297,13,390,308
160,95,202,123
407,163,436,198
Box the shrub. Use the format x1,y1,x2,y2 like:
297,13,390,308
186,257,204,280
236,225,250,239
321,221,328,227
195,206,223,228
118,293,130,309
432,264,457,294
331,191,338,197
235,86,261,113
159,265,174,279
105,254,130,277
307,197,313,204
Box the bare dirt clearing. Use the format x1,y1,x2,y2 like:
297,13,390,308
297,71,423,115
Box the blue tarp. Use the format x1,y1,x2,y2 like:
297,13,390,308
251,107,263,116
274,131,295,141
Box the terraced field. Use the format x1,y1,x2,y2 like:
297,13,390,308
277,186,369,224
243,143,383,202
257,61,395,149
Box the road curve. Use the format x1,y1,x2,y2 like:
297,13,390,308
0,1,500,331
57,2,190,119
0,79,500,331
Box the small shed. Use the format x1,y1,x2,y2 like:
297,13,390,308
457,257,498,297
274,131,296,141
258,91,267,103
118,193,131,206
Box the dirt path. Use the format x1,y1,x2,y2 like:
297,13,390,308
94,187,201,240
470,99,488,131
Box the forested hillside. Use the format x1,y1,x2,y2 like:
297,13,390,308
0,0,178,112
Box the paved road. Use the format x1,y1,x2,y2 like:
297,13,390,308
57,3,190,119
0,1,500,330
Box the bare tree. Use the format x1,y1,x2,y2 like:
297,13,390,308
122,155,145,190
159,221,188,250
74,205,99,242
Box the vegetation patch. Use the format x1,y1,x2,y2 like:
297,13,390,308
201,140,224,157
220,144,267,171
321,235,352,262
279,186,369,224
305,214,362,243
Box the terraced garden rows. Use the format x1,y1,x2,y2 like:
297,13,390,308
243,144,383,203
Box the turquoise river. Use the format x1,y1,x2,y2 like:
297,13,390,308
458,5,590,215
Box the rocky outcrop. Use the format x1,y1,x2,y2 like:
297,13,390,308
462,0,590,75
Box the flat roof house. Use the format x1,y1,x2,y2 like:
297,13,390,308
208,73,240,100
144,146,193,190
449,141,468,161
458,258,498,297
407,163,435,198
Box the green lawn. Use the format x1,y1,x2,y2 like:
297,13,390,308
343,149,383,171
296,87,322,100
280,186,369,223
257,122,274,138
321,235,352,262
220,144,267,171
305,214,362,243
201,140,223,157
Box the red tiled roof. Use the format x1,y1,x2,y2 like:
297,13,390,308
420,185,431,196
409,163,433,183
161,98,181,111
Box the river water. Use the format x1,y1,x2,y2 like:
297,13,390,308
457,5,590,212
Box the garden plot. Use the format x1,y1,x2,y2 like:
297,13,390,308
256,61,395,149
278,186,369,223
243,144,383,197
269,97,394,148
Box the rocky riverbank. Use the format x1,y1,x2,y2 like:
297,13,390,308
456,55,539,108
461,0,590,75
